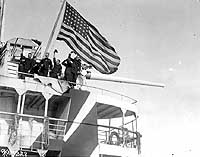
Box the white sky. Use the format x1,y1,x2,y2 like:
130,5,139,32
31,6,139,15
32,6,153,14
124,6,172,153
2,0,200,156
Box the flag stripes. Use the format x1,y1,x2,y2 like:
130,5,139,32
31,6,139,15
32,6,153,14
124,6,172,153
57,24,111,73
57,2,120,74
57,35,108,73
87,32,119,66
57,27,109,73
87,36,118,69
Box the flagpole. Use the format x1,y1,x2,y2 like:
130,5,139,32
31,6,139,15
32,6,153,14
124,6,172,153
0,0,5,41
44,0,66,54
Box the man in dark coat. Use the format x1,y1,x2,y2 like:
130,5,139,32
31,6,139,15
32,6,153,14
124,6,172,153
24,53,34,73
62,51,81,87
30,56,40,75
18,52,26,79
38,52,53,77
62,51,73,83
18,50,34,78
71,55,81,83
50,49,62,79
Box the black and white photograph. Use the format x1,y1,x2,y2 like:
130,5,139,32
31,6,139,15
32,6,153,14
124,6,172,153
0,0,199,157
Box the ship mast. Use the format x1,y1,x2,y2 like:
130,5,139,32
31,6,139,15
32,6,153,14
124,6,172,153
0,0,5,41
44,0,66,54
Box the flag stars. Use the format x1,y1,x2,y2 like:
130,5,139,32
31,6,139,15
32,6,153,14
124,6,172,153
63,5,90,38
58,2,120,74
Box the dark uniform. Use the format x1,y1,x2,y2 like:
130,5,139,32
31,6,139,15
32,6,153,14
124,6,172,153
30,57,40,74
62,54,73,82
18,53,26,79
39,58,53,77
24,58,34,73
71,57,81,83
18,53,34,78
62,54,81,87
50,58,62,79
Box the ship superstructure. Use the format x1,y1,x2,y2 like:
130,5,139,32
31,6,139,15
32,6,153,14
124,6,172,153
0,44,142,157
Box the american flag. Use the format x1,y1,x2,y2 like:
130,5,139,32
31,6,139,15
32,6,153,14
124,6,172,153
57,2,120,74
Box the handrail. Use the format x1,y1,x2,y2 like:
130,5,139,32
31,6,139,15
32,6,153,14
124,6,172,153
0,71,137,105
0,111,67,123
0,111,137,134
69,81,137,104
0,110,141,152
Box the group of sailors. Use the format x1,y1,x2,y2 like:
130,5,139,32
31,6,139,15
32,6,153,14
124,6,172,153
18,48,82,87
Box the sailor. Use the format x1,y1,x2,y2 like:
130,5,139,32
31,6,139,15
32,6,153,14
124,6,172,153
62,51,82,88
62,51,74,86
24,52,34,73
49,49,62,79
38,52,53,77
18,47,34,78
71,55,81,84
18,51,26,79
30,56,40,75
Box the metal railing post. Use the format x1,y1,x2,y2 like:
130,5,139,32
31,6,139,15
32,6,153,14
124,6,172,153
41,92,52,150
121,109,126,147
20,93,26,114
42,93,52,117
16,90,24,114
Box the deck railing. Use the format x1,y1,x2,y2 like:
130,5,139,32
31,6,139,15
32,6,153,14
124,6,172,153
0,72,140,155
0,111,67,151
0,111,141,155
97,122,137,148
1,67,138,106
70,80,137,105
97,123,141,154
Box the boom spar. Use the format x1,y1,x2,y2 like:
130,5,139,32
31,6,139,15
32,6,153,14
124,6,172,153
85,72,165,88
